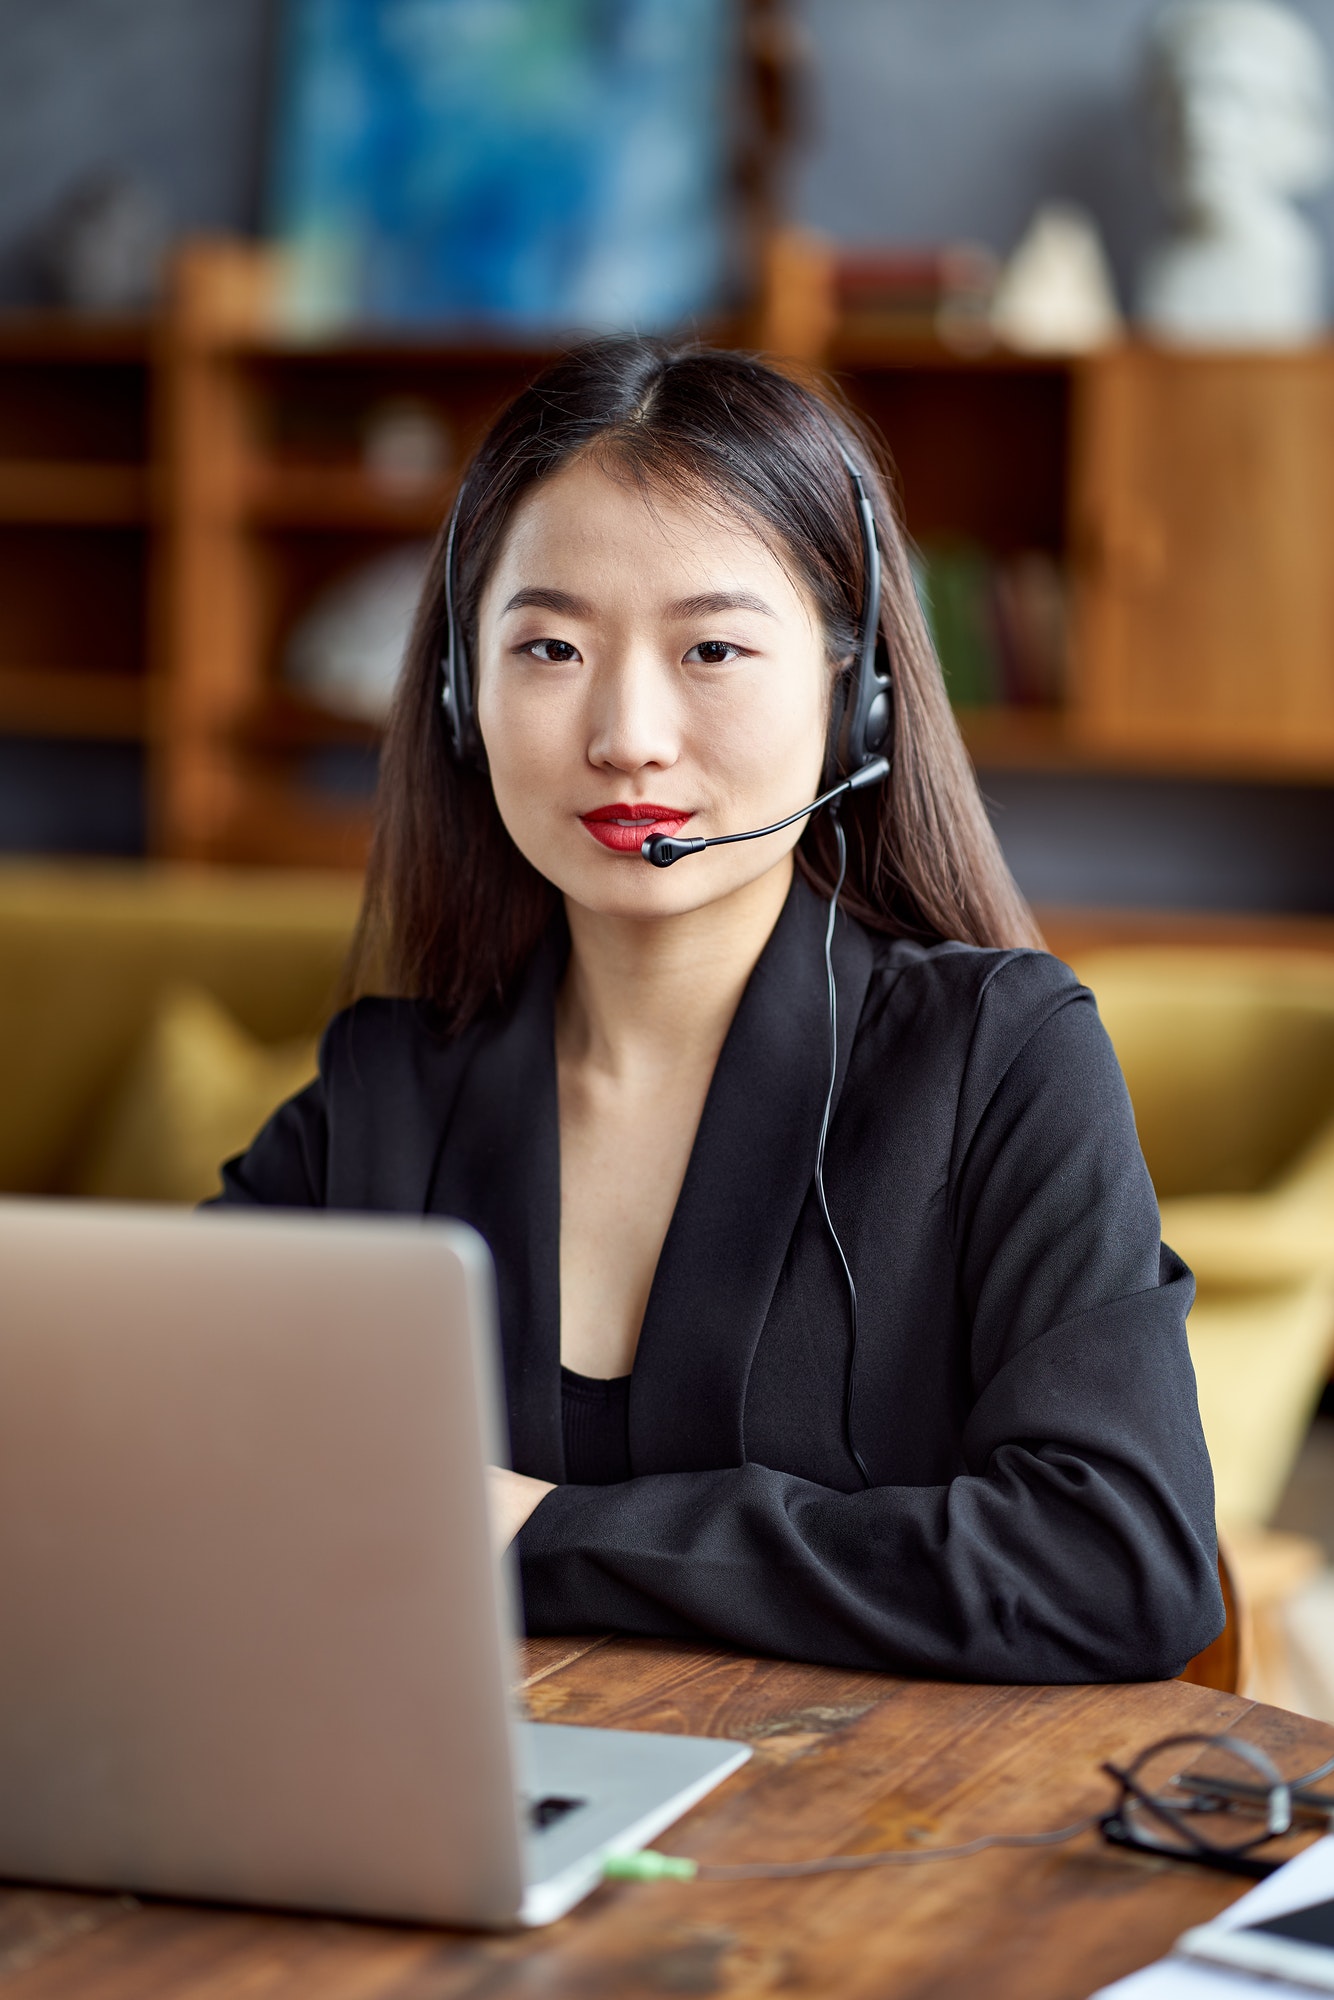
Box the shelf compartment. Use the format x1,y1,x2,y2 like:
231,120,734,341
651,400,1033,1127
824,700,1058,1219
240,462,454,532
248,686,382,750
848,362,1070,550
0,666,148,740
237,347,549,497
0,356,149,462
0,525,147,683
0,461,151,525
956,704,1334,782
1069,720,1334,785
0,314,151,364
955,705,1072,768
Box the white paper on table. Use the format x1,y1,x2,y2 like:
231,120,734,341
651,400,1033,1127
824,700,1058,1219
1090,1836,1334,1999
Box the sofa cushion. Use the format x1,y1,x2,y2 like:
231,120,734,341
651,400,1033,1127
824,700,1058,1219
73,985,317,1205
0,862,357,1193
1076,950,1334,1199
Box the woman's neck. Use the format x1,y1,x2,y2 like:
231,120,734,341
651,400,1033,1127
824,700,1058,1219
556,855,794,1084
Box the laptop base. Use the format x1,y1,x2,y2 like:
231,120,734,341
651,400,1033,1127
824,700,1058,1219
518,1722,750,1926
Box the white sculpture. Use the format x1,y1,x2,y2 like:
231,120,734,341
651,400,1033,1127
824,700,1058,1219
1138,0,1334,346
991,203,1123,352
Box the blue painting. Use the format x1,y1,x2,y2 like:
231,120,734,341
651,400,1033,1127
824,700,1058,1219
268,0,737,333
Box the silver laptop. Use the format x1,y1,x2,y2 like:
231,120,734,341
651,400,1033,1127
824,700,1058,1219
0,1200,748,1928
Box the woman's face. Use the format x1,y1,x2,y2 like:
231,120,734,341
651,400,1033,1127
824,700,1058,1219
474,455,831,920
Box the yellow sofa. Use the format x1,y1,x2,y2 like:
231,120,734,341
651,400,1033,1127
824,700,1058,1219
1073,951,1334,1530
0,861,359,1198
2,864,1331,1537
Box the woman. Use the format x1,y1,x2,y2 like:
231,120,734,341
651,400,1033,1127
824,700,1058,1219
220,337,1223,1682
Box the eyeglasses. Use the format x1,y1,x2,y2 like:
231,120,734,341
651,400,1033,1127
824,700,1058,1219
1101,1733,1334,1879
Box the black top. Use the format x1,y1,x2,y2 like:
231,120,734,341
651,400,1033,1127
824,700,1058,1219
213,875,1224,1683
560,1368,633,1485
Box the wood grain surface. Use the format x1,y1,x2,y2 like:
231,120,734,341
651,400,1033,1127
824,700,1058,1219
1,1636,1330,1999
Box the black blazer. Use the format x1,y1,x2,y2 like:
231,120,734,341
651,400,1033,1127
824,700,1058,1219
218,876,1223,1682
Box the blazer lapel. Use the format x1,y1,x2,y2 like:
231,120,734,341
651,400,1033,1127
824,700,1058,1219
427,925,567,1484
629,875,875,1475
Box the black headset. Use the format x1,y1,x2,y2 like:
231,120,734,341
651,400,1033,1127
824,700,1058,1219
439,497,485,769
439,449,894,784
832,456,894,779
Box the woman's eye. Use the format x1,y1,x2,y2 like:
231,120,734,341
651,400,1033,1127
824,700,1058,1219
685,640,741,665
526,638,580,663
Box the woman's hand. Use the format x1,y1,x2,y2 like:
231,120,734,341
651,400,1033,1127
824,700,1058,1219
486,1465,556,1553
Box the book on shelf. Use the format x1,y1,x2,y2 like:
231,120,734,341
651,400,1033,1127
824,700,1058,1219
912,542,1068,712
833,243,999,353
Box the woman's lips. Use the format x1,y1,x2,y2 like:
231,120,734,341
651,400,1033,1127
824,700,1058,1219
579,803,693,854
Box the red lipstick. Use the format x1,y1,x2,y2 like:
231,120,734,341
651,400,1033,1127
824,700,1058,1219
579,802,693,854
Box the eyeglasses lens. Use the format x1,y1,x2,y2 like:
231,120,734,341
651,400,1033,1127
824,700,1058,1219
1118,1737,1286,1857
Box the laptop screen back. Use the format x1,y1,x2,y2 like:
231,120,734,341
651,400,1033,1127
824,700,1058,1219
0,1202,527,1927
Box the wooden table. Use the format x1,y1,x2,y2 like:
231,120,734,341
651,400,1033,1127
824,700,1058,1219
3,1637,1332,1999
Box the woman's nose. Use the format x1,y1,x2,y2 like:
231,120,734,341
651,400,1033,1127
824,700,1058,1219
584,652,680,774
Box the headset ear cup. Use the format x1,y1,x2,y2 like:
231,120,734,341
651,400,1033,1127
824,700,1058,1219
440,492,490,770
442,630,487,771
440,652,462,761
863,687,891,756
834,633,890,775
862,636,894,757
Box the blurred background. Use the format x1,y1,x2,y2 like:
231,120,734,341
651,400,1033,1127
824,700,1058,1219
2,0,1334,1712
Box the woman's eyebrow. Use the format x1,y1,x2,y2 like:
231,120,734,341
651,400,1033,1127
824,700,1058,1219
666,589,778,619
500,584,778,619
501,586,594,616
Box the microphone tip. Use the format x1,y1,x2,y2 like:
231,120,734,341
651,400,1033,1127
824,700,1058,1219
642,834,705,867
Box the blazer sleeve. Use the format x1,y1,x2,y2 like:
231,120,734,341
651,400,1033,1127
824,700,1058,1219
209,998,475,1214
211,1077,329,1208
517,959,1225,1683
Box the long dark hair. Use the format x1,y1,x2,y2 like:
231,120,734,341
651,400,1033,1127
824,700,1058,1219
347,337,1042,1025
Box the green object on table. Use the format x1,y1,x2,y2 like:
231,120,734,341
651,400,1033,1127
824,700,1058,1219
602,1851,699,1881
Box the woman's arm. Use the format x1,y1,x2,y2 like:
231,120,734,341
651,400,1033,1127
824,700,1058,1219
209,1076,329,1206
516,970,1224,1684
517,1293,1214,1682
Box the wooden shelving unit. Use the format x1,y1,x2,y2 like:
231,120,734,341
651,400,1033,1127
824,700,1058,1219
829,348,1334,785
5,237,1334,871
0,462,151,525
0,665,147,740
1067,344,1334,772
953,705,1073,771
239,463,455,532
0,316,155,772
954,702,1334,785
